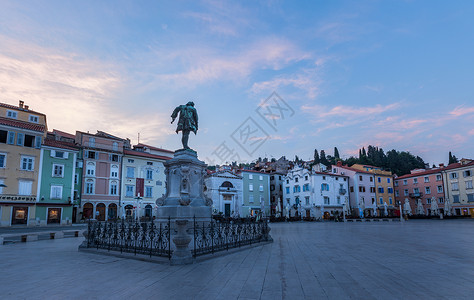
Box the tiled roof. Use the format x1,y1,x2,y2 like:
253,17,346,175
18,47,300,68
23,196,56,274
0,117,45,132
238,169,269,175
52,129,75,139
0,102,46,116
134,143,174,154
334,165,374,175
443,160,474,171
43,139,78,151
123,149,172,160
395,168,444,180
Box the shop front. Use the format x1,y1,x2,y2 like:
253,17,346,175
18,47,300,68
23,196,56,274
12,206,28,225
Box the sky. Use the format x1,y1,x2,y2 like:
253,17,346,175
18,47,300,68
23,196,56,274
1,0,473,166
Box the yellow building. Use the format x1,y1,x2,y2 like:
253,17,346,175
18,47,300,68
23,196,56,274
0,101,47,226
350,164,396,216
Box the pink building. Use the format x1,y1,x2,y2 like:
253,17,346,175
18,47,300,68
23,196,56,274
76,131,129,221
331,162,376,217
394,166,446,215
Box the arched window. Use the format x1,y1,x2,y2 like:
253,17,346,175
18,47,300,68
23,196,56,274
221,181,234,188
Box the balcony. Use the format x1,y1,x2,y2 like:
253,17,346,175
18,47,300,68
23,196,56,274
339,189,347,195
409,192,423,198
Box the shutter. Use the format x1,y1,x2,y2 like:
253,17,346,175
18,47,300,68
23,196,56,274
50,150,56,157
64,152,69,159
136,178,144,197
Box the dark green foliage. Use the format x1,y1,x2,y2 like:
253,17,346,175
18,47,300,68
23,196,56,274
313,149,320,164
320,150,330,167
341,145,426,176
449,152,458,164
334,147,340,159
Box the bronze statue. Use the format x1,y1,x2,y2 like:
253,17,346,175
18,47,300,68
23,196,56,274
171,101,198,149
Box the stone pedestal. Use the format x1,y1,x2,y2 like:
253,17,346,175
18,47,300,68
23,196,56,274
156,149,212,222
170,220,193,265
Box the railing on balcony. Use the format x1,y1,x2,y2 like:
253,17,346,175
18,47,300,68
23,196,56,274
409,192,423,198
339,189,347,195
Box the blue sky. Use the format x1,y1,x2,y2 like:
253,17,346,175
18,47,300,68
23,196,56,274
1,0,473,166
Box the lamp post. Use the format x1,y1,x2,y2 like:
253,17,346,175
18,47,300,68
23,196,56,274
342,203,346,222
134,194,143,220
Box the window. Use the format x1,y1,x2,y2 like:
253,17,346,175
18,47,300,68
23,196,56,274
16,132,24,146
89,137,95,147
437,186,443,193
466,181,473,189
50,185,63,199
112,142,118,151
74,174,78,184
378,187,384,193
29,115,39,123
468,194,474,202
370,187,376,193
87,151,97,159
464,170,472,177
424,176,429,183
293,185,301,193
359,176,363,181
147,162,153,166
286,179,289,184
35,136,41,148
324,196,330,205
387,187,393,193
404,189,409,196
413,178,418,184
86,163,95,176
259,185,263,192
425,187,431,194
426,198,431,204
350,186,354,193
18,180,32,195
111,165,119,178
413,188,419,194
378,177,381,183
249,195,254,203
452,182,459,191
370,177,373,182
249,184,253,191
395,190,399,197
333,168,337,173
249,174,253,180
387,178,391,183
394,181,399,187
6,110,18,119
52,164,64,177
270,184,275,191
303,183,310,192
403,180,407,185
436,174,442,181
337,196,341,204
286,187,290,194
259,175,263,180
322,176,326,180
270,175,274,180
450,172,458,179
453,195,460,203
295,177,299,183
0,153,6,168
7,132,15,144
439,197,444,203
54,151,65,158
321,184,329,191
279,176,282,180
0,179,4,194
110,182,118,195
85,181,94,194
127,167,135,178
379,198,383,204
359,186,366,192
20,156,34,171
305,175,308,181
128,159,134,163
126,186,134,197
146,169,153,180
109,154,119,162
146,186,153,198
305,196,310,205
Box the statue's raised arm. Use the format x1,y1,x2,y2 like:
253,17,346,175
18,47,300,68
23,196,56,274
171,101,198,150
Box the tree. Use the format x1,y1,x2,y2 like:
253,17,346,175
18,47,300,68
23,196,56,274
449,152,458,164
334,147,340,159
313,149,320,164
320,150,330,166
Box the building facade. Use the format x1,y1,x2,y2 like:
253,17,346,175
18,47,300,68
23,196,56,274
394,167,446,216
36,137,78,225
204,170,243,217
269,171,285,216
331,162,376,217
121,148,170,220
0,101,46,226
76,131,127,221
239,170,270,217
442,159,474,217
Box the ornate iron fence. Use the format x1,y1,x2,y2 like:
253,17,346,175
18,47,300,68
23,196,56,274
193,218,271,257
86,218,172,259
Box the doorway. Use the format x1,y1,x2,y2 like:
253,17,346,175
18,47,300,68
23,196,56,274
12,207,28,225
225,203,231,217
47,208,61,224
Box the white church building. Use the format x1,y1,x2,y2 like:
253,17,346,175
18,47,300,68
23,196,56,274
204,170,243,218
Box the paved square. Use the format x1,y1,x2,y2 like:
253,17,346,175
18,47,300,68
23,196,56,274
1,220,473,299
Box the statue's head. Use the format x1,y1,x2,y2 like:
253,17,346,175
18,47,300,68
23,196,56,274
186,101,194,107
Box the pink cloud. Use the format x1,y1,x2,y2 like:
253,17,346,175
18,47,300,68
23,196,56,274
449,106,474,117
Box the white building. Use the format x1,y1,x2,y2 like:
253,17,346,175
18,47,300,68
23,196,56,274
284,166,350,219
204,170,243,218
120,147,171,220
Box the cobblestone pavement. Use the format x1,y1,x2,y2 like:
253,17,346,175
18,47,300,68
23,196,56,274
1,220,473,299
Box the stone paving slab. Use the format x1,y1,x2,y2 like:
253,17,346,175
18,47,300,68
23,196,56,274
0,220,473,299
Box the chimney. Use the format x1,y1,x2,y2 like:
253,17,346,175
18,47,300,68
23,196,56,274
19,100,24,108
337,161,343,167
24,105,29,110
439,163,444,168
